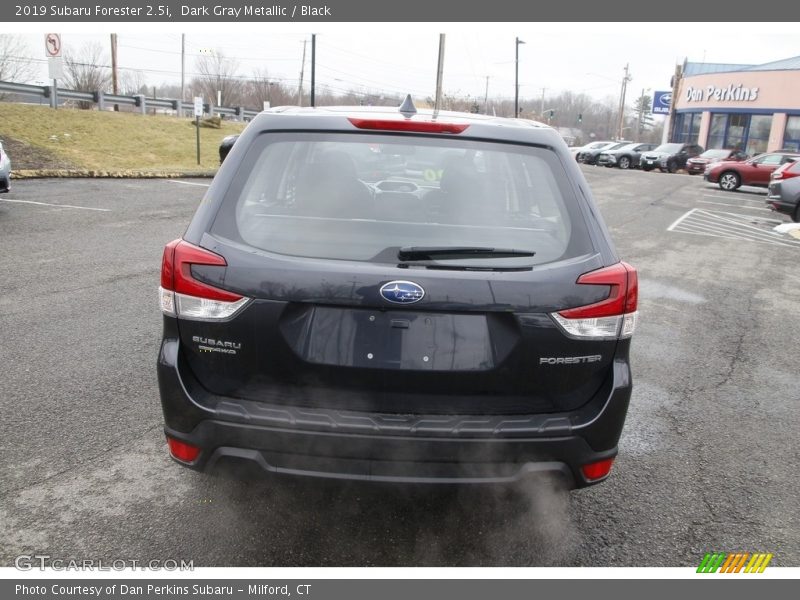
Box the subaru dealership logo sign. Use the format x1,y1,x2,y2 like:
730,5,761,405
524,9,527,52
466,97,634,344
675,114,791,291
380,281,425,304
653,91,671,115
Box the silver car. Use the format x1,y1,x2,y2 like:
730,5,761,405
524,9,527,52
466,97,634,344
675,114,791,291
0,140,10,193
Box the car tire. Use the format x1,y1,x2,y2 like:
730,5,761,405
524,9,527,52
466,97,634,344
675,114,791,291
793,203,800,223
642,165,653,172
667,160,678,174
718,171,741,191
658,167,667,173
618,156,631,170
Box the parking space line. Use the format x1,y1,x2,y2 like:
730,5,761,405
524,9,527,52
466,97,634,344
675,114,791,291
0,198,111,212
667,208,698,231
698,199,771,211
166,180,211,188
702,193,766,204
668,207,800,248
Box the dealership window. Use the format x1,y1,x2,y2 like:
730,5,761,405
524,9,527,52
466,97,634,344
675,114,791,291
783,116,800,152
673,113,701,143
707,114,727,149
746,115,772,156
726,114,748,151
703,113,772,154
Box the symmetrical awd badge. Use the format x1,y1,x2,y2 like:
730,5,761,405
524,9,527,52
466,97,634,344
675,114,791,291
380,281,425,304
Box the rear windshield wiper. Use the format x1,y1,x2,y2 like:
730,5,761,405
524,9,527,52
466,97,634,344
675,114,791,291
398,246,535,261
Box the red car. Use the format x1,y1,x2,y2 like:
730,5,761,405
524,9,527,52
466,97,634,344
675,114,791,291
704,151,800,191
685,148,747,175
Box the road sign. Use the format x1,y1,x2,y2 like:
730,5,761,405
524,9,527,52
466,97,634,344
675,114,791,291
653,91,672,115
48,57,63,79
193,96,204,117
45,33,62,58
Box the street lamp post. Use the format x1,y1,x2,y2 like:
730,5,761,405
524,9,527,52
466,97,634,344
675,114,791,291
515,37,525,118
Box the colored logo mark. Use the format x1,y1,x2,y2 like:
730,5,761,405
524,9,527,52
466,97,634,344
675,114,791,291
697,552,773,573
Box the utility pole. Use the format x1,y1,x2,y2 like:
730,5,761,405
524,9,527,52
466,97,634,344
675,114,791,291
540,87,546,118
298,39,307,107
434,34,445,115
636,87,650,138
180,34,185,109
310,34,316,107
617,63,632,140
483,75,489,114
110,33,118,111
514,37,525,118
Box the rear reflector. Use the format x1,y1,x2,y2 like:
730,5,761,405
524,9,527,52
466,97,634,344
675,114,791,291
551,262,638,340
167,436,201,463
348,118,469,134
160,239,251,321
581,457,615,482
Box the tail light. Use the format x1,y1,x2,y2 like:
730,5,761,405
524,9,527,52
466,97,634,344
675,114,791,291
581,457,615,482
550,262,638,339
159,239,250,321
166,436,201,463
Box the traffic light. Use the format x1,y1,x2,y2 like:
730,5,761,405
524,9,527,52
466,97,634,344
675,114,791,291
577,113,583,123
548,109,555,119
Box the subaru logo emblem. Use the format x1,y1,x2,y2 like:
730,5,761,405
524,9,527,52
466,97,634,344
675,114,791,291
659,93,672,106
380,281,425,304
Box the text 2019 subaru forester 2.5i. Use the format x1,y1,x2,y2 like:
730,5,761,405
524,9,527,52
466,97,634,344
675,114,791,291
157,99,638,488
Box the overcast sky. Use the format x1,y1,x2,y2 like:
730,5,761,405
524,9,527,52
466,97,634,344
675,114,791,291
14,22,800,108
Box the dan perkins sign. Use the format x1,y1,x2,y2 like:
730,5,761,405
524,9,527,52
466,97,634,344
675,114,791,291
686,83,759,103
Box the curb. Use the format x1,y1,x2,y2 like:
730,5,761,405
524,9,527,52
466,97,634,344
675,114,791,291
12,169,217,179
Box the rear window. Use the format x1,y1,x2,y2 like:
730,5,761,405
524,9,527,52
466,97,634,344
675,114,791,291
211,132,593,268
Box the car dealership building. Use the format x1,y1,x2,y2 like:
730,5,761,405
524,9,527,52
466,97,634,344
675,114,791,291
670,56,800,156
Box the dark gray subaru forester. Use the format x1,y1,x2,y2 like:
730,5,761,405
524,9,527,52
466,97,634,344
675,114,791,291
158,100,637,488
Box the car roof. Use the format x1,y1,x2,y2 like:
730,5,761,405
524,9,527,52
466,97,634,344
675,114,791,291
245,104,568,147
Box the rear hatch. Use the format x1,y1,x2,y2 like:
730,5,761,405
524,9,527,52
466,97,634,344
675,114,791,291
167,127,635,416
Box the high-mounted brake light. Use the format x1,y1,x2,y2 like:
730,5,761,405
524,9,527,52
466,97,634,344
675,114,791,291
550,262,638,340
159,239,250,321
347,118,469,134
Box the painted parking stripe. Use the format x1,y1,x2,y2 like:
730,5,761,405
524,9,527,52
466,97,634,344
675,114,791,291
702,193,766,204
697,199,772,211
166,180,211,188
668,208,800,248
0,197,111,212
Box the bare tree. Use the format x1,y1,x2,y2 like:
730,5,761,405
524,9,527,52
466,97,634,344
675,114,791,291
63,42,110,108
0,35,37,97
193,50,244,107
245,69,297,108
119,69,148,96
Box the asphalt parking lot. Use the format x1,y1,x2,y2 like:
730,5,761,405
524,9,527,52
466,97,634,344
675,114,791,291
1,169,798,567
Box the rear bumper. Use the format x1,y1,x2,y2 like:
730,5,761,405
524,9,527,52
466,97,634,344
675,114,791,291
766,196,798,217
158,338,632,488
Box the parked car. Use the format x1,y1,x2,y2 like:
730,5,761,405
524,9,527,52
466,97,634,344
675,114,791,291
219,134,239,164
597,142,657,169
577,141,631,165
767,172,800,222
685,148,747,175
569,140,612,161
640,142,704,173
157,101,638,488
704,151,800,191
769,158,800,182
0,140,10,193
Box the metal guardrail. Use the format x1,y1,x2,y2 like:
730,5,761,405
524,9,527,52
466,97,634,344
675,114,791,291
0,80,260,120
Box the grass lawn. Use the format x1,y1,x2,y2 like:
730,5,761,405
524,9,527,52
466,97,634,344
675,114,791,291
0,103,246,171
